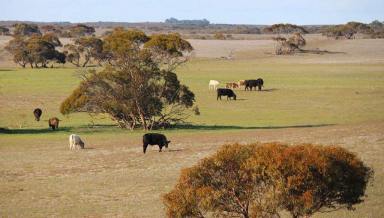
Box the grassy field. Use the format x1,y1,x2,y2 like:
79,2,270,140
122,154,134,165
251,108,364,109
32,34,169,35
1,61,383,129
1,37,384,217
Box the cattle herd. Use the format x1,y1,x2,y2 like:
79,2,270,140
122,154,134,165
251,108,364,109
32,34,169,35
28,78,265,153
210,78,264,101
31,107,171,153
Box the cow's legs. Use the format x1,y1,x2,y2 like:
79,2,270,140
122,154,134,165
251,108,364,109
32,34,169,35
159,145,163,152
143,143,148,153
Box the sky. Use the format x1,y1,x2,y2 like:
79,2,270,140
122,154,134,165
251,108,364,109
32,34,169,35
1,0,383,25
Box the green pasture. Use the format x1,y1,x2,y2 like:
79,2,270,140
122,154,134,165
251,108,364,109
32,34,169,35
1,59,383,136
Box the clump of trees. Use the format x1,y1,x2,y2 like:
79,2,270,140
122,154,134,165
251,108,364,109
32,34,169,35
5,33,65,68
263,23,308,34
165,18,210,27
40,25,63,35
60,28,196,130
63,36,104,67
0,26,10,36
67,24,95,37
163,143,373,218
273,32,306,55
368,20,384,38
13,23,41,36
213,32,226,40
322,22,373,39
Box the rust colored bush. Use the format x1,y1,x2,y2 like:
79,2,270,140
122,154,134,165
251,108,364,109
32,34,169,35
163,143,373,218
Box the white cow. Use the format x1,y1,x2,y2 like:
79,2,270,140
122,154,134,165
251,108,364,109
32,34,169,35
209,80,220,90
69,134,85,150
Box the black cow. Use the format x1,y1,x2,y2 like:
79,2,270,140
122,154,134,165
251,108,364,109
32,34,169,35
245,78,264,91
33,108,42,121
217,88,237,100
143,133,171,154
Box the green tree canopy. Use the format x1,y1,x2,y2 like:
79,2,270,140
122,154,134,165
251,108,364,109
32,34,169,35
61,28,195,130
0,26,10,36
68,24,95,37
64,36,104,67
13,23,41,36
5,33,65,68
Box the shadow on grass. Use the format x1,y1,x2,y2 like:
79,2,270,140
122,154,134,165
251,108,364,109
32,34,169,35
165,149,184,152
0,127,72,134
260,88,278,92
168,123,334,131
0,68,14,71
0,124,118,135
300,49,346,55
239,88,278,92
0,123,334,135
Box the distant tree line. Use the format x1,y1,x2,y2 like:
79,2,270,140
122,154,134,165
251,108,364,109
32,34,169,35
1,20,383,37
322,21,384,39
165,17,210,27
1,23,95,38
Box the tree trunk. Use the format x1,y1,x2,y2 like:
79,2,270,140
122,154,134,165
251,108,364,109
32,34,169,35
82,56,90,67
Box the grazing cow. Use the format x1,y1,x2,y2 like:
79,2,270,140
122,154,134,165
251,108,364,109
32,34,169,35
238,80,245,86
69,134,85,150
245,78,264,91
48,117,60,130
143,133,170,154
33,108,42,121
217,88,237,100
226,82,239,89
209,80,220,90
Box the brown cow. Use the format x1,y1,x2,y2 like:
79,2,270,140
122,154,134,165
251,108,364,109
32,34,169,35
48,117,60,130
226,82,239,89
238,80,246,86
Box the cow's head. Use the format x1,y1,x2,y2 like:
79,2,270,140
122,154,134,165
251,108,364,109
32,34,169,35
165,140,171,148
233,94,237,100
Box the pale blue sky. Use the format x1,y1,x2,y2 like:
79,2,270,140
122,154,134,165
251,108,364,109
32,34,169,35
1,0,383,25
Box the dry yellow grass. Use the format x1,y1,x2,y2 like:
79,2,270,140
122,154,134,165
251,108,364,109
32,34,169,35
1,122,383,217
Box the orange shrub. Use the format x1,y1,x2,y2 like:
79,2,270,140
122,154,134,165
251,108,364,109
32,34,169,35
163,143,373,218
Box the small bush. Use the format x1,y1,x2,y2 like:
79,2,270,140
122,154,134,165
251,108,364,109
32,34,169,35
163,143,373,218
213,32,226,40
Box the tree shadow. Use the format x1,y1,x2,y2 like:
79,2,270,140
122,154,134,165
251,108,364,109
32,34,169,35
0,124,119,135
0,123,334,135
0,127,72,134
240,88,278,92
300,49,346,55
260,88,278,92
169,124,334,131
0,69,14,72
165,149,184,152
